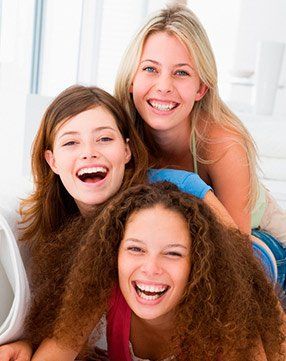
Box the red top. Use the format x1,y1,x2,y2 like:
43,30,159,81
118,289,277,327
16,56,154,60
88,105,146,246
106,285,222,361
107,285,132,361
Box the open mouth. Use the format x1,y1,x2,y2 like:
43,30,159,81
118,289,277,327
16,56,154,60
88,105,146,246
133,281,170,301
77,166,108,183
147,99,179,112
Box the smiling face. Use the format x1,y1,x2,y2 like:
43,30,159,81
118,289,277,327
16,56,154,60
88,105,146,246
131,31,207,136
118,205,191,324
45,106,131,214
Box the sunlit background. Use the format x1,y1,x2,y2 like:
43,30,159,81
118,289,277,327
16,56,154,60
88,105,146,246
0,0,285,206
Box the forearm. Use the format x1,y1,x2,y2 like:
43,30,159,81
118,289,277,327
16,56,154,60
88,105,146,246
31,338,78,361
203,191,236,229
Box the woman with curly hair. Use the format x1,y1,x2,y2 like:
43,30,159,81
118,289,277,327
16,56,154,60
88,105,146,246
31,182,285,361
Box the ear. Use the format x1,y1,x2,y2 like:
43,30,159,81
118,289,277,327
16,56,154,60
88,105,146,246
124,141,132,164
195,83,208,101
44,150,59,174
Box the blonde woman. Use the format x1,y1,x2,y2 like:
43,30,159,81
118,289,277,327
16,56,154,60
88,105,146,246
115,4,286,289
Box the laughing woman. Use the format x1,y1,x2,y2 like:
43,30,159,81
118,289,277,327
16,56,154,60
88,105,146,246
30,183,285,361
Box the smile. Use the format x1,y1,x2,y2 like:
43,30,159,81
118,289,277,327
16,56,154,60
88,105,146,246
148,99,179,112
77,166,108,183
133,281,170,301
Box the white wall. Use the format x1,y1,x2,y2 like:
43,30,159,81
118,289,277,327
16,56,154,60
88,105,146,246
229,0,286,115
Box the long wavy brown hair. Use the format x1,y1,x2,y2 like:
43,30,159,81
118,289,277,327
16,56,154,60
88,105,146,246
21,85,148,348
20,84,148,244
29,182,285,360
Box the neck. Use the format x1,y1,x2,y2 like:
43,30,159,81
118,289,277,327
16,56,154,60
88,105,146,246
148,122,192,157
130,312,174,360
132,311,174,337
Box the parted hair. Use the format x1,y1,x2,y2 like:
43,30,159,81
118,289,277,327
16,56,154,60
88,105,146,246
19,85,148,245
114,4,259,207
20,85,148,349
27,182,285,361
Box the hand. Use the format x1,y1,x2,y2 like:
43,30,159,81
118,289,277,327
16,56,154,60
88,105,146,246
0,340,32,361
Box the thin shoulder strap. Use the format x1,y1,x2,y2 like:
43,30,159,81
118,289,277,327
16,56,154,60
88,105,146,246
191,132,198,174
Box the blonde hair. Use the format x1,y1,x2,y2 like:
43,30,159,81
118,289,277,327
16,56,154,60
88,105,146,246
114,4,259,208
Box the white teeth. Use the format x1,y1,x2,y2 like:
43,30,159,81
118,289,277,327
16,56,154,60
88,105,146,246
149,101,177,111
77,167,107,176
137,290,161,301
136,282,168,293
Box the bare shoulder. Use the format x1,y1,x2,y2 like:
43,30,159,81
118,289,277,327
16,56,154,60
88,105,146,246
196,118,245,160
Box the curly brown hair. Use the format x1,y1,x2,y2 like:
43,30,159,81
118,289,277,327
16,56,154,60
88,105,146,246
28,182,285,360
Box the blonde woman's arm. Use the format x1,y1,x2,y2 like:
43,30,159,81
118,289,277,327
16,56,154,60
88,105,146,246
205,126,252,234
148,168,236,228
203,190,236,228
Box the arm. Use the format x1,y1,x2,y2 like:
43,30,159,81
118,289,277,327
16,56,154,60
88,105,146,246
203,190,236,228
148,168,235,228
205,128,252,234
0,340,32,361
31,338,78,361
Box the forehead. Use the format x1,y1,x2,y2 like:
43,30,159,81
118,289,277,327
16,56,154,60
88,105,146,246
124,205,191,248
54,106,120,136
141,31,192,62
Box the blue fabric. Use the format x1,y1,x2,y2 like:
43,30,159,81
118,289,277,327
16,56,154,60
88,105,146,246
148,168,212,200
252,229,286,290
252,242,277,284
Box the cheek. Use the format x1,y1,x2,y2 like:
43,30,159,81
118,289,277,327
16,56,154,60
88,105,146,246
118,257,131,288
132,74,150,98
118,254,137,283
109,148,130,169
174,263,190,290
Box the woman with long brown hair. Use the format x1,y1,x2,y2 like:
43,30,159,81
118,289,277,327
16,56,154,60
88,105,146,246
30,182,285,360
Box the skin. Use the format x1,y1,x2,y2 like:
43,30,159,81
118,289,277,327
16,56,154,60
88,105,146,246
118,205,191,360
45,106,131,214
131,31,251,234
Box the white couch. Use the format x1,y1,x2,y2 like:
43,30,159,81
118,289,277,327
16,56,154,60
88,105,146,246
0,178,32,344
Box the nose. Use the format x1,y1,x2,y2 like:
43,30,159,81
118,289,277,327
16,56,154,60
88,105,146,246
155,73,173,94
140,256,163,276
79,143,100,160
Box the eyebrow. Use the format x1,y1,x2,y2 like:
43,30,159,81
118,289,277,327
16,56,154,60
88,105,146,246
124,238,188,250
58,126,117,139
140,59,194,70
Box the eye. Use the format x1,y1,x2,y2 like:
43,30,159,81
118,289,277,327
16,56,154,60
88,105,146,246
165,251,183,258
143,66,157,73
63,140,78,146
97,136,113,143
127,246,144,254
175,70,190,77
